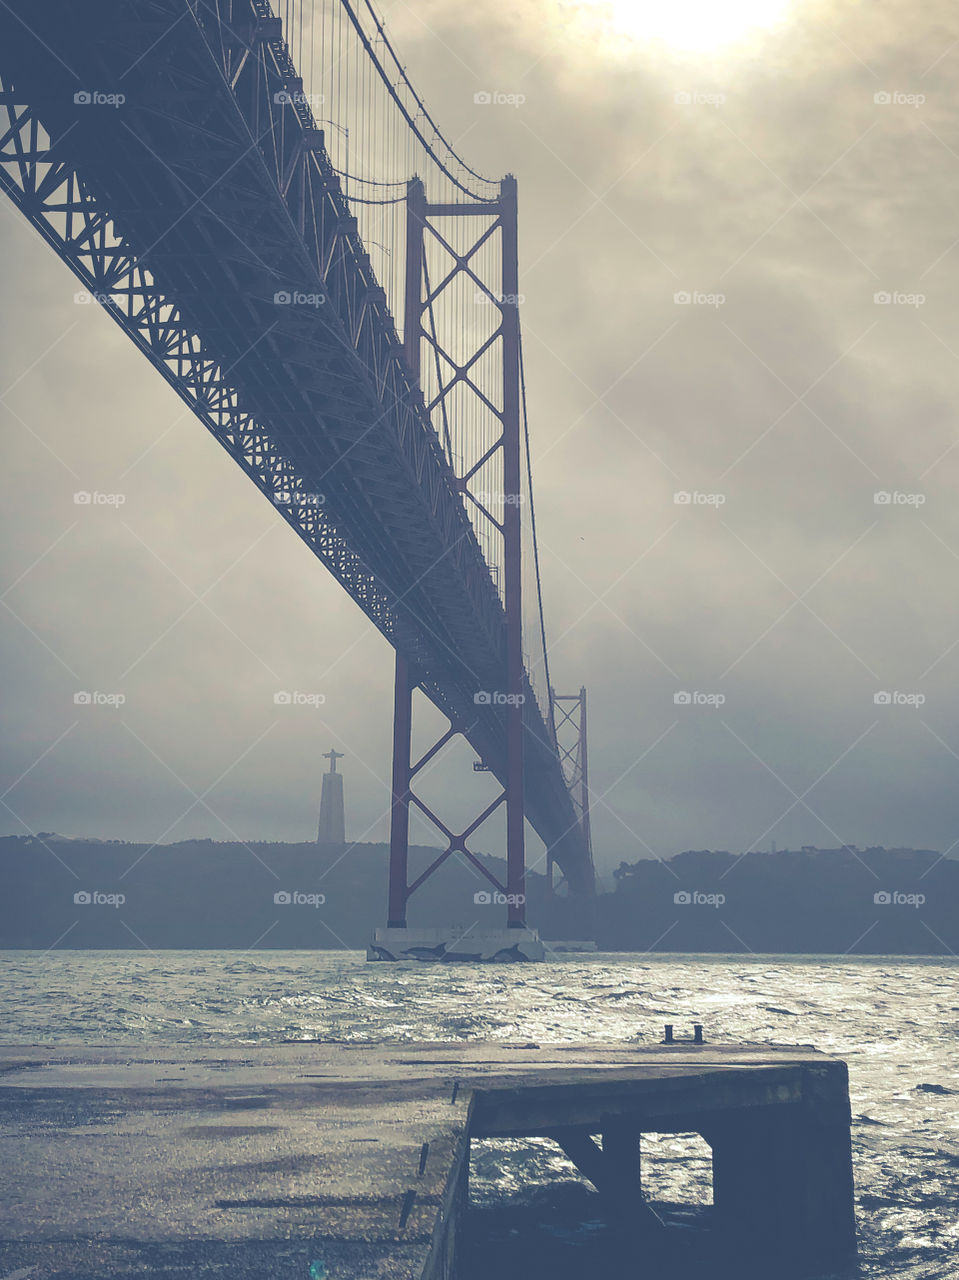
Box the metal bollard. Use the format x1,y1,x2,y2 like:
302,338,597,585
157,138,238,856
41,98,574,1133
664,1024,674,1044
693,1024,704,1044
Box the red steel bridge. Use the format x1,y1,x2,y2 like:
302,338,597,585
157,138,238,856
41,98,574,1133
0,0,596,929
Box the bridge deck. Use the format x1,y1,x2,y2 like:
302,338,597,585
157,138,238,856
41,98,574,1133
0,1040,856,1279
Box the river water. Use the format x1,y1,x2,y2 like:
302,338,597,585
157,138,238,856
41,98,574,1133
0,950,956,1278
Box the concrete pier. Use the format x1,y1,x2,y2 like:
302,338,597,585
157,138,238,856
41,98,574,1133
0,1041,856,1279
368,925,546,962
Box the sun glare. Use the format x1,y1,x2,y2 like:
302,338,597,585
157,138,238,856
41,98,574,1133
573,0,793,52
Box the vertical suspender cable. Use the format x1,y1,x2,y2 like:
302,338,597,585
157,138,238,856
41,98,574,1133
519,331,552,712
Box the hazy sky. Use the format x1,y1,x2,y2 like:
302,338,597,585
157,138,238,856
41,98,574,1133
3,0,959,878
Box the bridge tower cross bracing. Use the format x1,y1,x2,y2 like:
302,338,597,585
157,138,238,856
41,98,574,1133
387,175,527,930
549,686,595,894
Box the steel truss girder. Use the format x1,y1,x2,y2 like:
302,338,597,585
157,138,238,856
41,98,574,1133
0,82,434,670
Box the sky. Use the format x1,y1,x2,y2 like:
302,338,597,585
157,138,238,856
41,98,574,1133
2,0,959,878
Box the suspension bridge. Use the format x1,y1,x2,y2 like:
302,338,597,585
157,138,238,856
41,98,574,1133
0,0,596,954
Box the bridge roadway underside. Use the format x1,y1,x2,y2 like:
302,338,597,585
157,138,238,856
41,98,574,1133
0,0,592,893
0,1041,857,1279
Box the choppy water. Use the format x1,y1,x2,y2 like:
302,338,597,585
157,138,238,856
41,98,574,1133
0,950,956,1278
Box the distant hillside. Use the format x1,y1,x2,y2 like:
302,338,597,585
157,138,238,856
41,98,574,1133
1,837,954,953
0,835,569,950
598,847,958,954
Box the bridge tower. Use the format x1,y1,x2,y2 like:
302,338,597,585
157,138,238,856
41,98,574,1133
378,176,539,957
549,688,595,894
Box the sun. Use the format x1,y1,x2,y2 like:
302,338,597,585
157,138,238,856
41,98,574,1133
572,0,793,52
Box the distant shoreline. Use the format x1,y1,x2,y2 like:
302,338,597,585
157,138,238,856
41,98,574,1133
2,837,956,955
0,946,956,958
